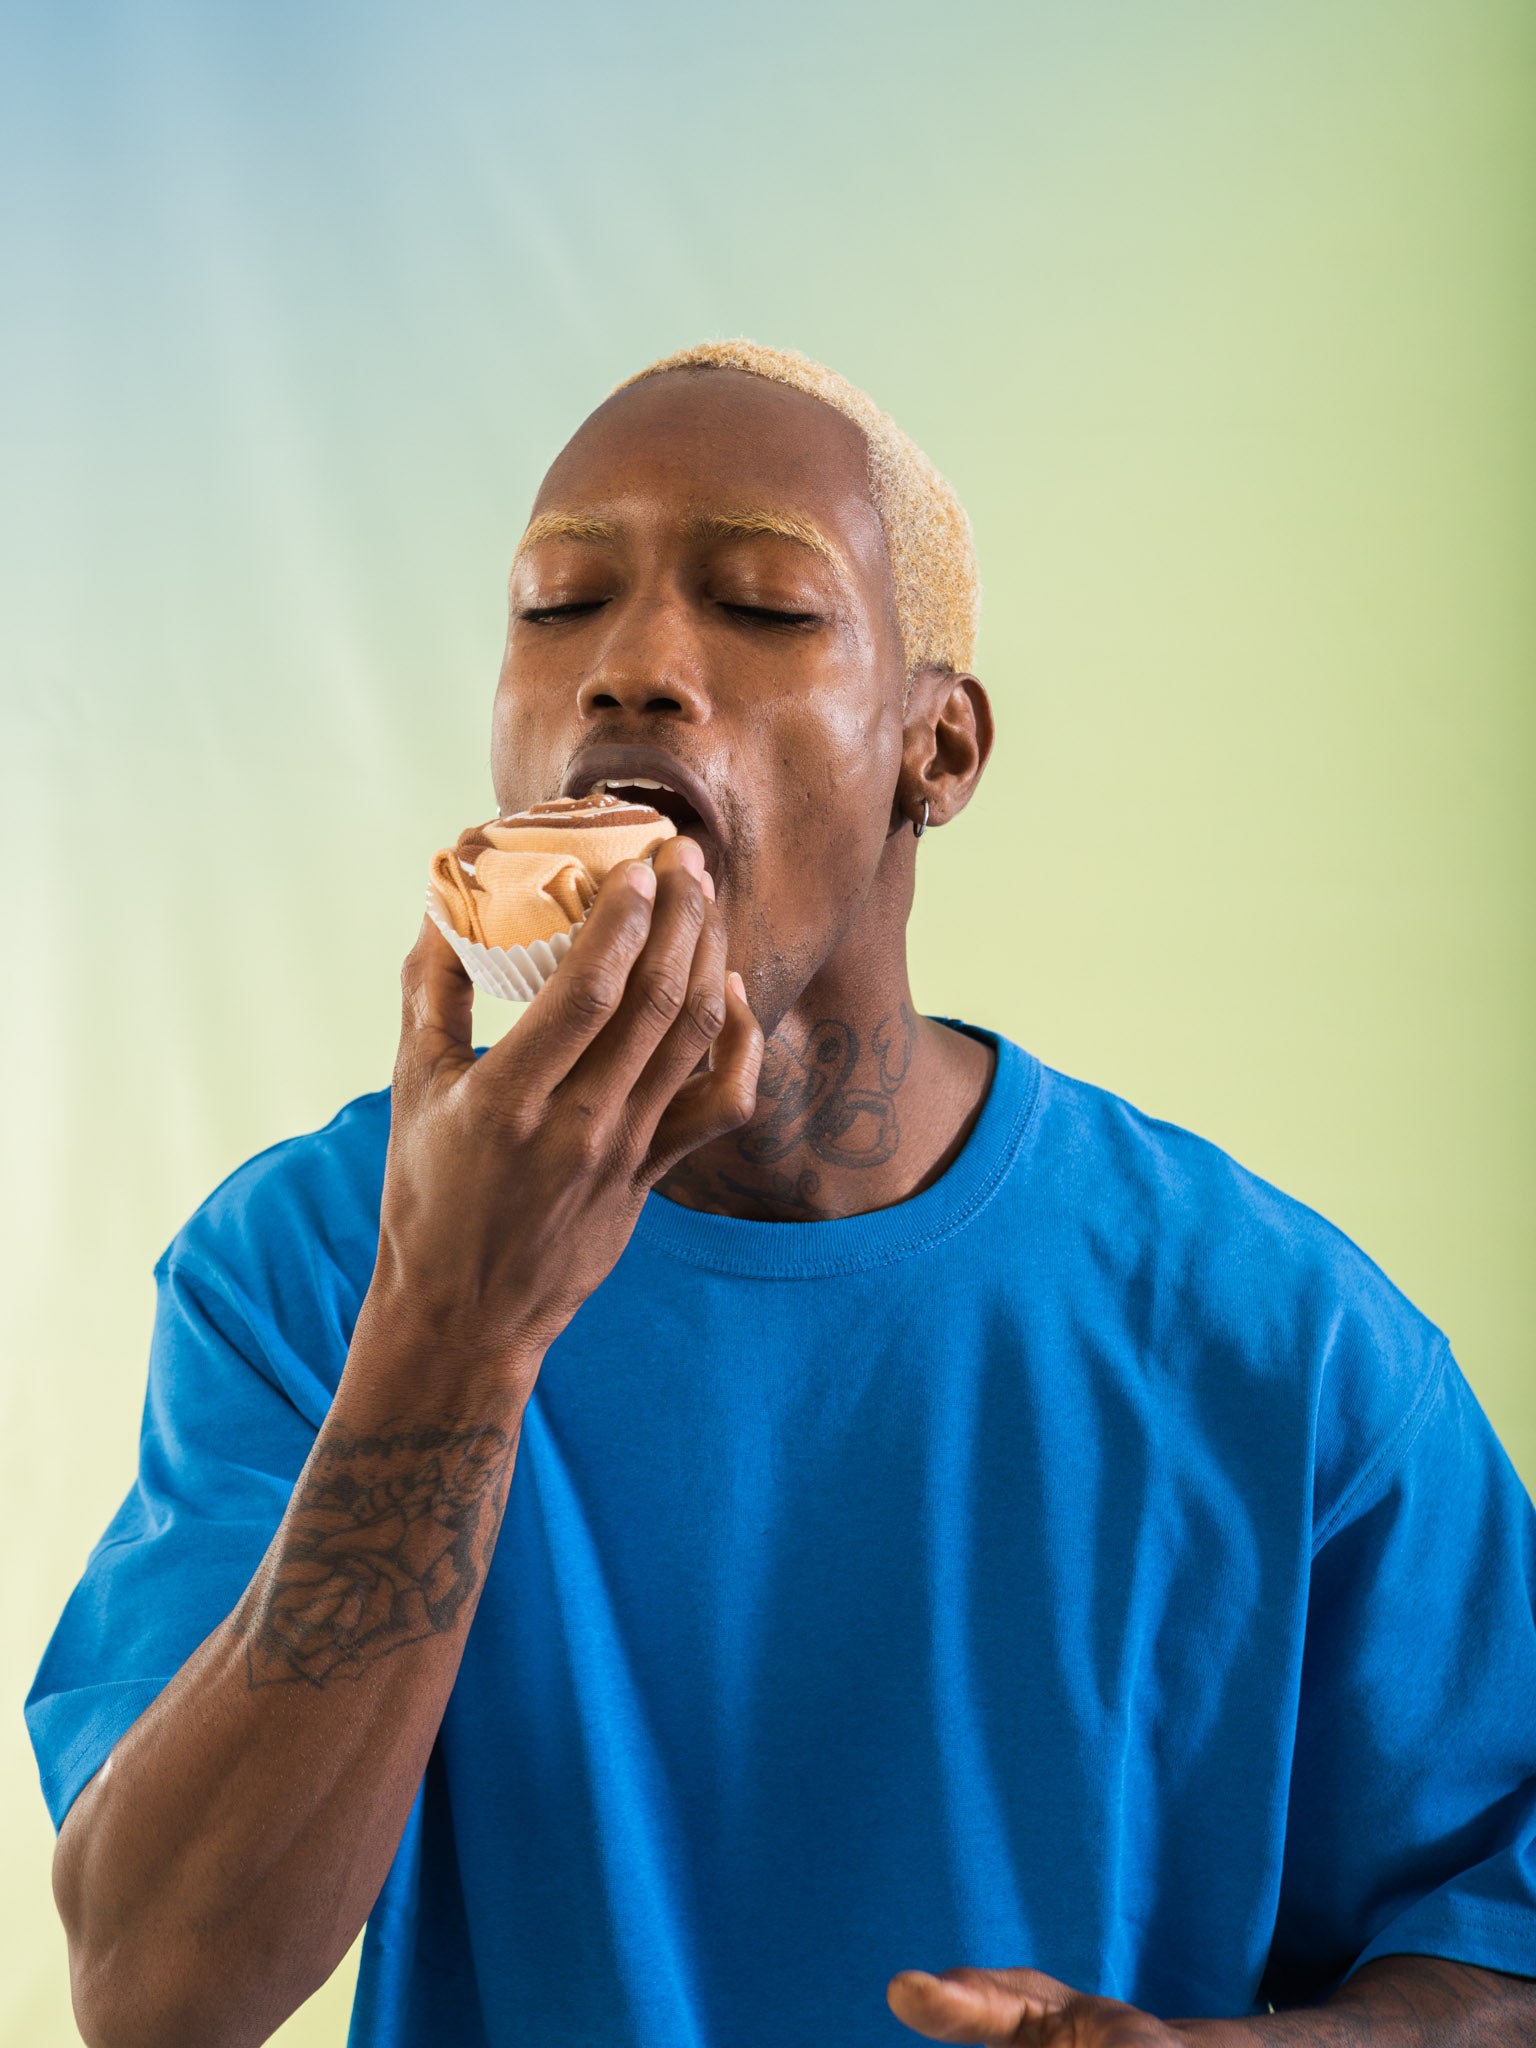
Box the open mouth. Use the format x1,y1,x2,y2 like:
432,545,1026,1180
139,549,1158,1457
586,776,703,835
562,746,725,871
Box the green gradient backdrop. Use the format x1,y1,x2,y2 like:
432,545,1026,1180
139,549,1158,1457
3,3,1532,2041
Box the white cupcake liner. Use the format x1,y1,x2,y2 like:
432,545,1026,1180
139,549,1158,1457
426,888,579,1002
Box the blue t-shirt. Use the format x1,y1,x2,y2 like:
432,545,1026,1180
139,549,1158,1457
26,1027,1536,2042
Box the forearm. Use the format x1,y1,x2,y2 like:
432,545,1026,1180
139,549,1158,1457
1175,1955,1536,2047
54,1297,533,2048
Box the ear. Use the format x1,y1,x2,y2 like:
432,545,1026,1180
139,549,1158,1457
895,666,994,832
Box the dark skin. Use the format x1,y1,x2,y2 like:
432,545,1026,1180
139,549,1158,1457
492,364,997,1222
882,1956,1536,2045
49,368,1533,2048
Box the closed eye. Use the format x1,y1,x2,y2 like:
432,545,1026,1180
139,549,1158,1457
519,600,609,623
721,602,821,629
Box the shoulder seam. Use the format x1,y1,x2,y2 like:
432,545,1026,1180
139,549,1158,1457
1312,1333,1452,1556
154,1086,392,1270
156,1242,314,1417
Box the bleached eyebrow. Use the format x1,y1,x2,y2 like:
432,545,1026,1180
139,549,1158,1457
513,512,621,558
685,509,850,581
510,506,851,587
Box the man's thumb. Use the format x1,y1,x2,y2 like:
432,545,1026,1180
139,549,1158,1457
886,1964,1075,2043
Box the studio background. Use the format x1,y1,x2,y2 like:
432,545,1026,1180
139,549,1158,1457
2,3,1531,2042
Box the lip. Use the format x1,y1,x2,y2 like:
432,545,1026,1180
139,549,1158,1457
561,742,727,846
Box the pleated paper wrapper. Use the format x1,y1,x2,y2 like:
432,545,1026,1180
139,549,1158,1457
426,886,578,1002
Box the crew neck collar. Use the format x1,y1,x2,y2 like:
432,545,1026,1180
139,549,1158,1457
632,1023,1040,1279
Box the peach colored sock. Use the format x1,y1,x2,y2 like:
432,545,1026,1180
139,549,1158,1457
429,845,597,949
428,795,678,951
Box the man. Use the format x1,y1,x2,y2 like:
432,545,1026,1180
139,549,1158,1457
27,340,1536,2048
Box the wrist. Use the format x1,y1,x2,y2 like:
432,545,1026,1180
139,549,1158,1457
1169,2025,1265,2046
340,1278,546,1429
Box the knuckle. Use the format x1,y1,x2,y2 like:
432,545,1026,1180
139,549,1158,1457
688,986,728,1040
564,1105,608,1170
560,966,623,1024
633,971,686,1028
613,1100,651,1161
722,1080,757,1128
485,1079,534,1137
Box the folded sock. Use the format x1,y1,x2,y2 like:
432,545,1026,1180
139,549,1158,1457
428,803,676,951
430,843,597,949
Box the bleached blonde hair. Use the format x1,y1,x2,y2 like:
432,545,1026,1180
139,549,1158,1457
612,340,979,678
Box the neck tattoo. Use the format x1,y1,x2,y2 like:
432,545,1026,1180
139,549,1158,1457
660,1002,918,1221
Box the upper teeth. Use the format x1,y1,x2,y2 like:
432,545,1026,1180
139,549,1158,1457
592,777,675,794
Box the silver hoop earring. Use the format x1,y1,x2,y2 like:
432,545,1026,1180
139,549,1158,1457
913,798,929,839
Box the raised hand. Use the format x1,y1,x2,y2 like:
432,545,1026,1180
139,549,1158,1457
887,1966,1194,2047
362,833,762,1398
49,836,761,2048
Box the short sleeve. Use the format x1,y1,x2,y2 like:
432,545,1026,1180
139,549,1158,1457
24,1247,321,1828
1261,1338,1536,2004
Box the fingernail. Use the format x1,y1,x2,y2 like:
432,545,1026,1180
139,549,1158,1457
700,868,715,902
625,861,656,899
675,836,704,878
727,970,745,999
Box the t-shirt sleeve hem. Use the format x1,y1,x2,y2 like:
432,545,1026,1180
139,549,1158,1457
1343,1891,1536,1987
28,1679,170,1832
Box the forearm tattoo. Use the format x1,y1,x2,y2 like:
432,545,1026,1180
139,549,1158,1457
243,1422,516,1689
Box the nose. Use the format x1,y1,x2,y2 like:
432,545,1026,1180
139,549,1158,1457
575,594,712,724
